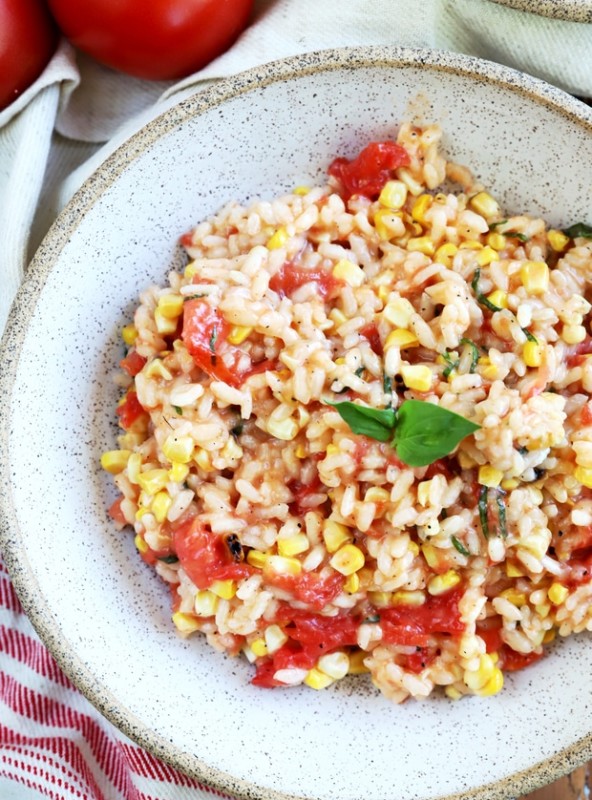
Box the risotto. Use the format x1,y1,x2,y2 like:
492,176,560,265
102,123,592,702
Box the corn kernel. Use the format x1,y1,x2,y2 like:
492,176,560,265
330,544,365,576
343,573,360,593
374,208,401,241
250,638,268,657
486,232,506,251
417,480,432,507
121,324,138,345
421,543,439,569
264,555,302,578
547,582,569,606
295,444,307,459
457,451,476,468
134,534,149,555
520,261,549,295
382,297,415,328
477,246,500,267
486,290,508,309
329,308,347,326
145,359,173,381
368,590,392,607
378,180,408,210
154,307,178,335
501,478,519,491
127,452,142,484
210,579,236,600
408,541,420,557
162,434,194,464
400,364,432,392
521,340,542,368
392,590,426,606
464,653,496,691
157,293,184,319
407,236,435,256
434,242,458,265
318,651,350,680
385,329,419,350
227,325,253,345
377,284,390,302
364,487,390,503
562,324,586,345
267,227,288,250
293,185,310,195
332,259,365,288
194,590,219,616
151,491,172,523
169,461,190,483
506,561,525,578
445,686,463,700
267,416,299,441
304,667,334,690
478,465,504,488
220,438,243,462
278,533,310,557
547,229,569,252
247,550,269,569
263,624,288,654
100,449,132,474
575,466,592,489
171,612,200,634
184,261,198,279
428,570,461,596
411,193,433,224
348,650,370,674
476,667,504,696
469,192,500,220
543,628,556,644
322,520,353,553
500,588,527,606
137,469,169,496
459,240,483,251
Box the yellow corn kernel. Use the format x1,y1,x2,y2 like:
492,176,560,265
169,461,190,483
520,261,549,295
154,307,178,335
575,466,592,489
477,246,500,267
382,297,415,328
221,438,243,463
400,364,432,392
318,651,350,680
500,588,527,607
411,193,433,224
408,541,420,557
501,478,519,491
151,491,172,523
464,653,497,691
264,624,288,654
295,444,307,459
445,686,463,700
434,242,458,265
506,561,525,578
469,191,500,220
329,308,347,326
304,667,334,690
547,582,569,606
162,434,195,464
247,550,269,569
343,573,360,594
406,236,435,256
184,261,198,279
330,544,365,576
547,229,569,252
377,284,390,302
348,650,370,674
392,590,426,607
134,534,149,555
378,180,408,210
457,451,476,469
421,543,440,570
522,341,543,368
535,603,551,619
374,209,401,241
157,293,184,319
478,465,504,488
368,591,392,607
267,416,299,441
522,531,550,560
145,359,173,381
227,325,253,345
194,590,219,617
484,289,507,309
278,533,310,557
385,329,419,350
486,232,507,251
137,469,169,496
543,628,556,644
209,579,236,600
322,520,353,553
121,324,138,345
459,240,483,251
117,432,144,450
267,227,288,250
264,555,302,578
476,667,504,697
100,449,132,474
127,453,142,484
364,487,390,504
171,612,200,635
417,480,432,507
250,638,268,658
293,185,310,195
427,570,461,596
135,505,150,521
332,259,365,288
562,324,586,345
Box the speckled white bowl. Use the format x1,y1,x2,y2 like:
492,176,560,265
490,0,592,22
2,47,592,800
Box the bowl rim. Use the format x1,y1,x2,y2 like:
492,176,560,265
489,0,592,23
2,44,592,800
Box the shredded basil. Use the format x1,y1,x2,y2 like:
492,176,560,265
488,219,508,231
471,268,502,313
158,555,179,564
184,293,208,301
459,338,480,373
209,324,218,355
442,351,459,379
231,420,244,437
362,614,380,624
328,398,480,467
478,485,490,539
383,373,393,395
496,493,508,539
451,535,470,557
563,222,592,239
354,366,365,378
505,231,530,243
522,327,538,344
173,405,183,415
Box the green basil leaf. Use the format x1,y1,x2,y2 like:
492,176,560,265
563,222,592,239
393,400,480,467
496,493,508,538
451,535,470,557
478,485,490,539
522,327,538,344
459,338,479,373
471,268,502,313
505,231,529,243
441,351,459,379
327,400,396,442
488,219,508,231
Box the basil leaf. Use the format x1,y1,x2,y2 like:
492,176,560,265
496,493,508,538
209,324,218,354
478,485,490,539
393,400,480,467
451,535,470,557
471,268,502,313
173,405,183,415
505,231,529,243
522,327,538,344
563,222,592,239
488,219,508,231
441,351,459,379
158,555,179,564
459,338,479,373
383,372,393,395
327,400,396,442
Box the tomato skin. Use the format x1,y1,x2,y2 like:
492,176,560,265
116,390,148,431
498,645,543,672
173,516,252,590
328,141,410,200
0,0,58,111
120,349,146,377
269,263,342,300
380,586,465,647
46,0,254,81
268,572,345,611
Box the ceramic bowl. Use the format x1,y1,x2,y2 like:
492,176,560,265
490,0,592,23
2,46,592,800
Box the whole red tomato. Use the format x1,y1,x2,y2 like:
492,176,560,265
46,0,254,81
0,0,58,111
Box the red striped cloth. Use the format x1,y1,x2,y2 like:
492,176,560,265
0,556,234,800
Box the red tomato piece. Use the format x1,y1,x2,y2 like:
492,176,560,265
288,474,324,515
380,587,465,647
328,141,410,200
268,572,344,612
182,298,239,386
581,402,592,426
565,337,592,367
108,496,127,527
269,263,342,300
46,0,254,81
288,611,358,649
173,516,252,590
404,648,436,674
116,391,148,431
120,349,147,377
0,0,58,111
251,658,283,688
476,622,504,654
498,645,543,672
359,322,383,356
